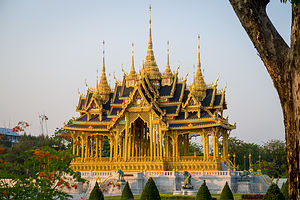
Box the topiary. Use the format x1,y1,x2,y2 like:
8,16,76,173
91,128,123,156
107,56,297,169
281,181,288,200
121,181,134,200
220,182,234,200
196,180,212,200
140,177,161,200
89,181,104,200
263,183,284,200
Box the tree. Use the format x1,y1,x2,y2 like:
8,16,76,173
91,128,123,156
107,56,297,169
121,182,134,200
140,177,161,200
263,183,285,200
220,182,234,200
228,1,299,199
196,180,212,200
0,146,85,200
89,182,104,200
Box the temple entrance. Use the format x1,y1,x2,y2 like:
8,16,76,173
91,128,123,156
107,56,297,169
128,117,150,159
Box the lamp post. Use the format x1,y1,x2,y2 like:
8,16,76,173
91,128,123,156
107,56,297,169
244,155,246,171
249,153,253,171
233,153,236,171
258,154,261,172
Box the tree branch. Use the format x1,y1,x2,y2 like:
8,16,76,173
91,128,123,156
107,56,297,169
229,0,290,93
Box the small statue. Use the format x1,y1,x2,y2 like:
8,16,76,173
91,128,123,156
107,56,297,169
182,171,193,189
117,169,125,182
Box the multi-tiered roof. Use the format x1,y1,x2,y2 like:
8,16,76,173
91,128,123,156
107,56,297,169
65,6,235,133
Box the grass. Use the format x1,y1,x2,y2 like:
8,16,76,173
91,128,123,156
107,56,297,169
103,194,243,200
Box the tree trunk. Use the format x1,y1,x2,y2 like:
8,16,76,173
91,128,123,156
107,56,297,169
228,1,300,199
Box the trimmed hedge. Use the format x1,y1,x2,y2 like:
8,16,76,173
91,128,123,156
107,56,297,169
220,182,234,200
140,177,161,200
263,184,284,200
281,181,288,200
121,181,134,200
196,180,212,200
89,182,104,200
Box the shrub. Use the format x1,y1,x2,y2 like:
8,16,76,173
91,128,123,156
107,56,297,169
220,182,234,200
263,183,284,200
89,182,104,200
196,180,212,200
281,181,288,200
121,181,134,200
140,177,161,200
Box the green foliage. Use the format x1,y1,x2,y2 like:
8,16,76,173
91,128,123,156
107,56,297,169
188,142,203,156
228,137,287,177
89,182,104,200
263,184,285,200
140,177,161,200
0,146,85,200
280,0,300,5
196,180,212,200
121,182,134,200
220,182,234,200
281,181,288,200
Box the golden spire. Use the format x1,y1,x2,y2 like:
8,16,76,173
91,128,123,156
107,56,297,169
98,40,111,96
192,35,206,97
127,43,137,80
163,41,172,78
143,5,161,80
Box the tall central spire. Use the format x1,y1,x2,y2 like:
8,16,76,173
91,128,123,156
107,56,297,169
143,5,161,80
98,40,111,96
192,35,206,97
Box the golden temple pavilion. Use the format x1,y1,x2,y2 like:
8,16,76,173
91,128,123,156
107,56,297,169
65,6,236,172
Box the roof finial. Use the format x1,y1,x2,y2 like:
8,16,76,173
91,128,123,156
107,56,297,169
102,40,105,74
143,4,161,80
148,4,152,49
167,40,170,67
197,34,201,68
131,42,134,69
97,40,111,96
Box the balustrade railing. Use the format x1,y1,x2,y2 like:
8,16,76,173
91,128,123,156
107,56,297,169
72,156,218,163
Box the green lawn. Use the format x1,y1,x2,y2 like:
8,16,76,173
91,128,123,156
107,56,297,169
103,194,243,200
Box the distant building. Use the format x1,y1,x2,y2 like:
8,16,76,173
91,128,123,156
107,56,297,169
0,128,21,143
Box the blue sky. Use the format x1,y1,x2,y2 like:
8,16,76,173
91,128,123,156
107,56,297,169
0,0,291,144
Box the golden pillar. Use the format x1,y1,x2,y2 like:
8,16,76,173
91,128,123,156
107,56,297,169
124,114,128,161
81,135,84,161
90,136,94,158
76,137,79,156
128,128,132,159
99,136,103,159
159,128,163,160
85,136,88,159
109,136,113,161
149,119,153,161
72,135,76,155
95,135,99,158
222,132,229,158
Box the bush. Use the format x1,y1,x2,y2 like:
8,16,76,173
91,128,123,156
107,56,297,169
196,180,212,200
263,183,284,200
89,181,104,200
220,182,234,200
140,177,161,200
121,181,134,200
281,181,288,200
